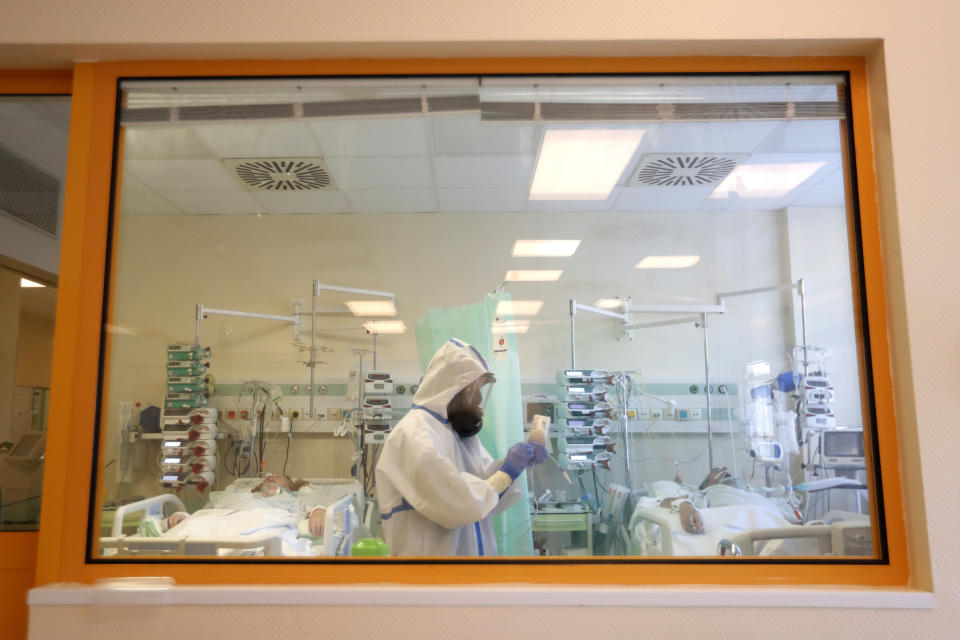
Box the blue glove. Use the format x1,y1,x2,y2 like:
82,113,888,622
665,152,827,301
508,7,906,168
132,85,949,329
501,442,535,480
531,443,548,465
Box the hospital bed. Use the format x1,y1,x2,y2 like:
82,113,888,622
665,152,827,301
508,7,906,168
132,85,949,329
627,488,871,557
100,477,367,557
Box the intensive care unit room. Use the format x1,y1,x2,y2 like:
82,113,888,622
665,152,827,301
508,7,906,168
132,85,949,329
39,71,878,562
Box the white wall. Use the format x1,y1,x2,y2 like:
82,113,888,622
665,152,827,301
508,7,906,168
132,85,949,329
4,0,958,636
0,216,60,276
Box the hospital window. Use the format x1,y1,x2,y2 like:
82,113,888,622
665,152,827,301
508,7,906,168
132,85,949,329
92,74,881,561
0,95,69,531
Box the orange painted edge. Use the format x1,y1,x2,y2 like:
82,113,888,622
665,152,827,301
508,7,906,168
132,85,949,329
0,69,72,94
39,56,910,588
845,61,908,583
0,532,39,571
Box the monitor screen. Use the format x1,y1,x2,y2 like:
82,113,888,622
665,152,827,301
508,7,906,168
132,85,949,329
10,432,42,457
823,431,864,457
525,401,555,424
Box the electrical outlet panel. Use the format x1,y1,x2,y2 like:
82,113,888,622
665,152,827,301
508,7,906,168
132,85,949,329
328,408,343,421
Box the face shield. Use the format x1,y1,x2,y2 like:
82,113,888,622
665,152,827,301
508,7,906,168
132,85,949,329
447,372,496,438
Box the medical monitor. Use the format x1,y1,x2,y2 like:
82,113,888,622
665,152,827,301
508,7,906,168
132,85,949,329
6,431,46,462
523,395,557,429
821,429,865,469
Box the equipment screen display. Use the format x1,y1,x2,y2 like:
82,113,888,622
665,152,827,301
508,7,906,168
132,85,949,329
11,432,42,456
525,401,555,424
824,431,864,457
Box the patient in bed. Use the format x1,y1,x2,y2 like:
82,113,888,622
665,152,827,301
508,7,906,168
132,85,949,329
643,467,797,534
141,474,330,555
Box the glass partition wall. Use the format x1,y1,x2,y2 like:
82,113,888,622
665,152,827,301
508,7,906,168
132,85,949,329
0,95,68,531
94,74,878,560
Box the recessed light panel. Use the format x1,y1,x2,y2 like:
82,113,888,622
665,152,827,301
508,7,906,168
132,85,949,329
634,256,701,269
594,298,625,309
496,300,544,316
504,270,563,282
20,278,45,288
511,240,581,257
345,300,397,317
362,320,407,334
491,320,531,334
709,162,826,199
530,129,645,200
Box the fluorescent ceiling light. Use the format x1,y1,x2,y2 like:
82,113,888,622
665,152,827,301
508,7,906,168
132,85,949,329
594,298,625,310
345,300,397,317
20,278,45,288
491,320,531,334
504,270,563,282
635,255,701,269
363,320,406,334
511,240,580,257
496,300,544,316
530,129,645,200
709,162,826,199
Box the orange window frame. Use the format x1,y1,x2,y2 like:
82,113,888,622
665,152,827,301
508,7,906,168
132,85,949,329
37,57,908,587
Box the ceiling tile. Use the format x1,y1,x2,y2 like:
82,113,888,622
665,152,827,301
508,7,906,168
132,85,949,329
29,156,67,182
160,190,265,215
307,117,429,157
612,184,716,211
437,188,529,212
433,115,538,155
193,122,321,158
0,118,69,163
118,189,182,215
125,158,241,191
433,155,534,189
526,193,617,212
326,157,432,190
121,171,151,192
753,120,843,153
253,189,352,214
0,101,39,119
124,126,212,159
345,189,436,213
788,168,846,207
644,121,781,154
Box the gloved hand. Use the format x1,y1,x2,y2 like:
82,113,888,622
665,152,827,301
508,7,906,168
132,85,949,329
500,442,536,480
530,443,548,465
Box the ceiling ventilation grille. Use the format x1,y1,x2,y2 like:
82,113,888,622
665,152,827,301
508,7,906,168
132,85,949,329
0,145,59,235
222,158,338,192
630,154,743,187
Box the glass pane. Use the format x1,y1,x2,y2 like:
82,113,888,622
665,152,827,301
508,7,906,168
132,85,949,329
95,74,877,560
0,95,69,531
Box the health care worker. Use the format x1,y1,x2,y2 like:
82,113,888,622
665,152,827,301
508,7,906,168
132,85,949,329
375,339,547,556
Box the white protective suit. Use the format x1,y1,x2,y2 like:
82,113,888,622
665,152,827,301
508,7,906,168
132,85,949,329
375,339,522,556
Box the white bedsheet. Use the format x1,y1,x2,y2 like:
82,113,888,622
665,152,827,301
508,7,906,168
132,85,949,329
630,481,806,556
160,478,363,557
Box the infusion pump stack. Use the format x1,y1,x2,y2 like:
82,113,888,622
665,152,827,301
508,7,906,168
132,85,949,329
361,371,396,445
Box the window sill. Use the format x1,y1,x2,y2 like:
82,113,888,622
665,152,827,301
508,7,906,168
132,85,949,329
29,584,934,609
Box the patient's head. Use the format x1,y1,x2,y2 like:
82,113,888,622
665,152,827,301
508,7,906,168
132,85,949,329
252,473,309,496
699,467,736,490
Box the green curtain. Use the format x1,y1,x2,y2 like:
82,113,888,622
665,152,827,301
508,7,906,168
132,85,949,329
415,292,533,556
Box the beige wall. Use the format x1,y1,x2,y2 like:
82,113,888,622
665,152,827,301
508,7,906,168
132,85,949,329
4,0,959,637
0,267,22,443
16,312,55,389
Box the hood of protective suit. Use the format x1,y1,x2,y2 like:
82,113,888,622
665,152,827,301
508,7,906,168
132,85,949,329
412,339,490,420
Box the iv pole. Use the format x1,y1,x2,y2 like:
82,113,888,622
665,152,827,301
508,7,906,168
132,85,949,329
195,281,396,419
